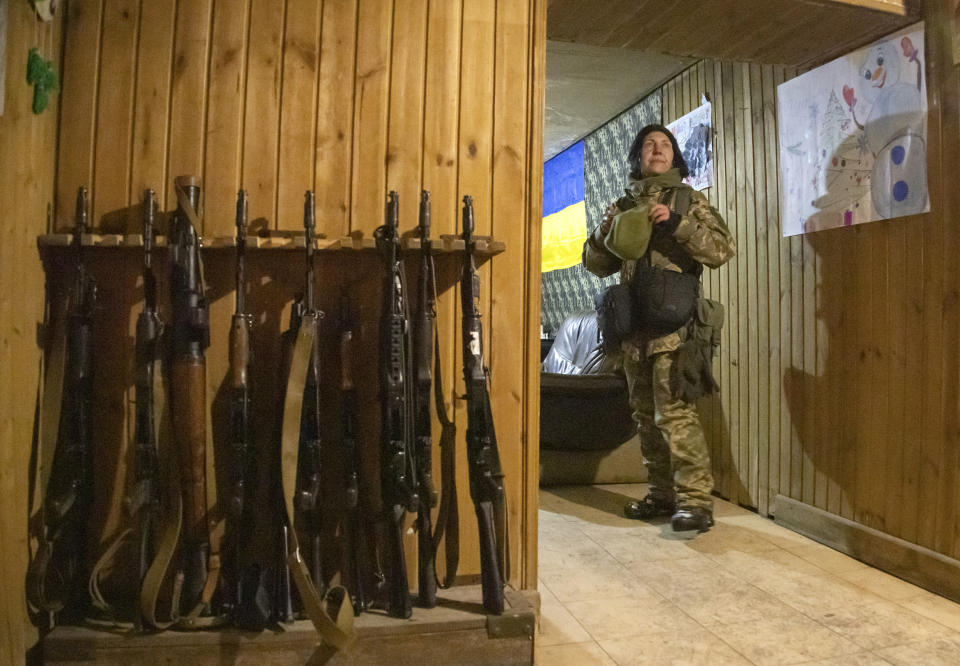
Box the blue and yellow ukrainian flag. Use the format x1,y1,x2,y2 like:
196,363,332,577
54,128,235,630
542,141,587,273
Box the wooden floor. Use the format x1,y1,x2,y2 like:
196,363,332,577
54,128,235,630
537,484,960,665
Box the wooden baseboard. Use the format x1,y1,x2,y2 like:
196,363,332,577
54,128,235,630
774,495,960,603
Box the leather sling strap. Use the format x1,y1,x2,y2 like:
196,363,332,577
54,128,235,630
26,296,69,612
280,314,354,650
139,363,184,629
430,326,459,589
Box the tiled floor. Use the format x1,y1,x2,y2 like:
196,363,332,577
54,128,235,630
536,483,960,665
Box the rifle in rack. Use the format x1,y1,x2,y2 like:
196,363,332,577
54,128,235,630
126,189,163,627
278,191,354,649
460,195,507,615
228,190,252,615
28,186,97,617
167,176,221,623
374,190,419,619
412,191,438,608
294,191,325,600
339,291,370,615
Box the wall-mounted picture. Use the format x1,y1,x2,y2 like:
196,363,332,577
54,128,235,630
667,100,713,191
778,22,928,236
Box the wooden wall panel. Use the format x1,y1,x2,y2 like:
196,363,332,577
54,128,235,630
0,3,62,663
455,0,497,579
276,0,321,232
421,0,463,586
55,0,102,230
350,0,392,235
203,0,250,235
165,0,213,212
129,0,175,205
241,0,284,229
315,0,358,238
385,0,428,226
92,0,138,223
33,5,545,660
660,0,960,567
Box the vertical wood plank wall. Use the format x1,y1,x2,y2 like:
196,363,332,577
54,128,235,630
661,0,960,564
0,0,546,659
0,3,63,663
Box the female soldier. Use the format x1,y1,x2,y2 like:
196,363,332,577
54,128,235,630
583,124,735,532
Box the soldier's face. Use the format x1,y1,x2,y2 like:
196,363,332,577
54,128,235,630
640,132,674,176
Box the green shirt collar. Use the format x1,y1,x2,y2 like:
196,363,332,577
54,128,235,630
627,168,684,197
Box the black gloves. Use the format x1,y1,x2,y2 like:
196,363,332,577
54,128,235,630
656,210,682,235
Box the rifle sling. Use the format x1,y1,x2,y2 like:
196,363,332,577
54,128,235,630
281,314,354,650
139,356,183,629
430,327,459,589
27,296,69,612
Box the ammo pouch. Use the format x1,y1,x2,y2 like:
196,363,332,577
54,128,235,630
670,298,724,403
594,283,635,351
631,263,700,336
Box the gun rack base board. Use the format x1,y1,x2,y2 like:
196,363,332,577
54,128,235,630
42,586,537,664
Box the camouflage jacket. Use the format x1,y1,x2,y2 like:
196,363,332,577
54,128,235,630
583,169,736,356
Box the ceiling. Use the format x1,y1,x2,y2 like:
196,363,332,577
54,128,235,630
544,41,694,159
544,0,917,160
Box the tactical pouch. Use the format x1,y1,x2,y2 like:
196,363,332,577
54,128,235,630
670,297,723,403
594,283,635,351
631,263,700,335
694,297,724,352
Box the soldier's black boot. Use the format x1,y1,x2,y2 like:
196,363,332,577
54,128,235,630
670,506,714,532
623,494,676,520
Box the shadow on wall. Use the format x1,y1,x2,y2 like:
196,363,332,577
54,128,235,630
781,109,927,531
699,390,746,507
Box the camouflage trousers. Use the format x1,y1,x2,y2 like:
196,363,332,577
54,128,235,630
622,344,714,509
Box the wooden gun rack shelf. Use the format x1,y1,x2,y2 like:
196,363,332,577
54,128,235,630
37,231,506,256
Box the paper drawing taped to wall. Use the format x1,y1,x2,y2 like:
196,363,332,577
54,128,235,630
667,101,713,191
778,23,928,236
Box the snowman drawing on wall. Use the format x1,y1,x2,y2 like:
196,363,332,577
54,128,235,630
842,35,927,219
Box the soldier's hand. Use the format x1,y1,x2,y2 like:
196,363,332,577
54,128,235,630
650,203,671,224
599,204,618,235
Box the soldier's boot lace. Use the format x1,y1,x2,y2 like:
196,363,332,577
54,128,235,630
623,494,676,520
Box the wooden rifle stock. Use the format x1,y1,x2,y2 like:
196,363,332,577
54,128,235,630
460,196,506,615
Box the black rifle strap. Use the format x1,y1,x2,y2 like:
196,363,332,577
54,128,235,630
431,326,459,589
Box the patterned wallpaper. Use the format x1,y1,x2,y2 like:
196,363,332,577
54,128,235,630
541,91,662,335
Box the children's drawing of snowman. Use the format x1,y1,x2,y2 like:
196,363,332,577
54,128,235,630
842,35,926,219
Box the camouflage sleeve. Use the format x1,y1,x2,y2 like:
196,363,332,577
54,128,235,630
671,191,736,269
582,220,622,278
